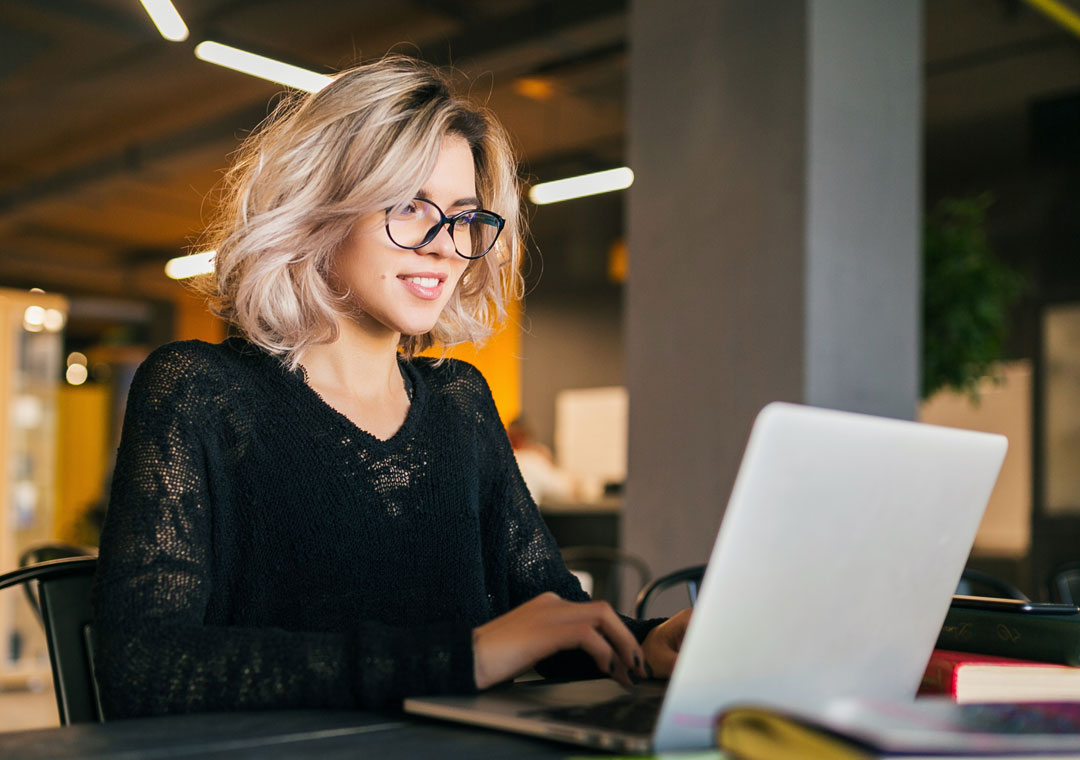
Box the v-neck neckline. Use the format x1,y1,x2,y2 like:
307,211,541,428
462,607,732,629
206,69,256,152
233,338,426,446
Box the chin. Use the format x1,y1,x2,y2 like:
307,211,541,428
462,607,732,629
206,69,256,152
395,316,443,338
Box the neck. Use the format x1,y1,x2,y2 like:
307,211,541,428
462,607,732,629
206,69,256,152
299,315,403,398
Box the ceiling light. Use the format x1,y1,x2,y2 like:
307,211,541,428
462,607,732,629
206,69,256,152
528,167,635,205
66,364,89,386
43,308,65,332
1023,0,1080,38
22,305,45,332
165,251,216,280
513,77,556,101
139,0,189,42
194,42,331,93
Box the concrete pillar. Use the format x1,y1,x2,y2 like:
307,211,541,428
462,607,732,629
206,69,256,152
623,0,922,581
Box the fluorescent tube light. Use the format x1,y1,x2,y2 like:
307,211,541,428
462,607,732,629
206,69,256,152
139,0,189,42
195,41,331,93
165,251,216,280
1023,0,1080,38
528,167,635,205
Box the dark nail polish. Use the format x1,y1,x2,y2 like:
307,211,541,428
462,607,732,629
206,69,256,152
633,652,640,669
608,658,615,674
645,661,654,679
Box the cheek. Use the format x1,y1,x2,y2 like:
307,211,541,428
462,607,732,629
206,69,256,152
451,261,472,285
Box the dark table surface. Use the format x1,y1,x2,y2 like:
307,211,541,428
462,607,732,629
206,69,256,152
0,709,616,759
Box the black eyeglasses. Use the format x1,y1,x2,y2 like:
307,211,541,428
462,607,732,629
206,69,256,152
385,198,505,260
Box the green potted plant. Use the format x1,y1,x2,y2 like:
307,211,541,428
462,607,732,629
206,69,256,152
921,194,1026,401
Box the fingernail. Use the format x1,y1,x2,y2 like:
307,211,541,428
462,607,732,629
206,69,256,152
633,652,640,669
645,661,654,679
628,672,639,686
608,658,615,675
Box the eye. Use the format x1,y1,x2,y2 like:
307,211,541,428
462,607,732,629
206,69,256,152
453,212,476,229
388,200,420,221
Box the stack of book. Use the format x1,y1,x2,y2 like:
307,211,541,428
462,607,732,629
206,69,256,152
922,594,1080,703
710,596,1080,757
716,700,1080,759
919,649,1080,703
937,596,1080,666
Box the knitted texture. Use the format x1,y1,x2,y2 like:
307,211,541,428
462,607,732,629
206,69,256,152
93,338,660,718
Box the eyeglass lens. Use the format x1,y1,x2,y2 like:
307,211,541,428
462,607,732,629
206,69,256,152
387,199,503,259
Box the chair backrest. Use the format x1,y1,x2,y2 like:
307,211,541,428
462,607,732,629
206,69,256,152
1050,562,1080,605
634,564,705,618
955,567,1029,601
18,542,97,624
0,556,102,724
560,546,650,614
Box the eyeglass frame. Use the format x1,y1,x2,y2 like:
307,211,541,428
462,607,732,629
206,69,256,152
385,198,506,260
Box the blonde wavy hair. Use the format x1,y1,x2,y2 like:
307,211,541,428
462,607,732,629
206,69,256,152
194,55,523,368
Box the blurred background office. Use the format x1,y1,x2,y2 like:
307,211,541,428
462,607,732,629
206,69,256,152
1,0,1079,729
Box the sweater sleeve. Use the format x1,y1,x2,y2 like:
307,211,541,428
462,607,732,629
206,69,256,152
92,345,476,719
463,362,664,680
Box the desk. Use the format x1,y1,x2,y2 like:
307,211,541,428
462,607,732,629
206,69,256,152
540,498,620,549
0,709,610,759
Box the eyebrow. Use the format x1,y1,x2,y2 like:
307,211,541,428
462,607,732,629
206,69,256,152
416,191,481,209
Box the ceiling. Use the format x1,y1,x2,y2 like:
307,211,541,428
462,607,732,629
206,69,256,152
1,0,1078,312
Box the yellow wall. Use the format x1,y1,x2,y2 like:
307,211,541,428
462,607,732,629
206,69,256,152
426,299,522,425
173,287,226,343
55,384,109,545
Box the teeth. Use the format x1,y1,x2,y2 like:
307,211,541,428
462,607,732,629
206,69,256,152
407,277,439,288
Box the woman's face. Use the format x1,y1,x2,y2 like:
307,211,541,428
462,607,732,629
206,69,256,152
335,134,476,339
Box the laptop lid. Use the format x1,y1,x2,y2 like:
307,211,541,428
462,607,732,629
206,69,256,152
405,402,1007,754
652,402,1007,750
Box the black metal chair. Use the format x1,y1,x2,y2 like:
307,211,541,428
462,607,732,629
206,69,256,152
0,556,103,724
1048,562,1080,605
634,564,705,618
561,546,651,615
18,542,97,625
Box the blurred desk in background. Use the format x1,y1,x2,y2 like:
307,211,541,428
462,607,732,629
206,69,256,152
539,497,620,549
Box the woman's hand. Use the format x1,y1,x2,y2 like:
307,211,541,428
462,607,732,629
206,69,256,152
641,608,692,679
472,592,648,690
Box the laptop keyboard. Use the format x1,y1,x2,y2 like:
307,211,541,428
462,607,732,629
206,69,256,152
526,694,664,735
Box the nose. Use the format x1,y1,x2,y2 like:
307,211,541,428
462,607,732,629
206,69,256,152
420,222,457,258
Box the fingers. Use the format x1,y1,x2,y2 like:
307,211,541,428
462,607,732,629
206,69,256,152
645,641,678,678
578,604,643,686
642,607,693,679
472,594,648,690
575,624,634,687
589,600,648,681
541,599,642,686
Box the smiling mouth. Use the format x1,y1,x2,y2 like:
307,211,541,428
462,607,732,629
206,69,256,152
397,274,447,300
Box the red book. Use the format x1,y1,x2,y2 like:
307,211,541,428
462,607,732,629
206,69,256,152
919,648,1080,703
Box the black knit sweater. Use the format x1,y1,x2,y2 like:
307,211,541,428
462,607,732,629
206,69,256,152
92,338,659,719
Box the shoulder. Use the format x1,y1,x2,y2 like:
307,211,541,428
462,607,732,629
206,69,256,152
406,357,504,427
138,339,226,372
408,356,491,398
130,339,261,412
134,339,245,388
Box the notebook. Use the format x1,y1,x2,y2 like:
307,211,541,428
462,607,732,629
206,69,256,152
404,401,1008,754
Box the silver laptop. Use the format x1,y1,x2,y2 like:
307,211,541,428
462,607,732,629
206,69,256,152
405,402,1008,754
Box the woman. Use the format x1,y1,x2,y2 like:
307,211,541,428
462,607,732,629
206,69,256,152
92,55,688,719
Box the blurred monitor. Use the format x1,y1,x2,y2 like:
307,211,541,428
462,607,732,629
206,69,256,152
554,386,627,495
